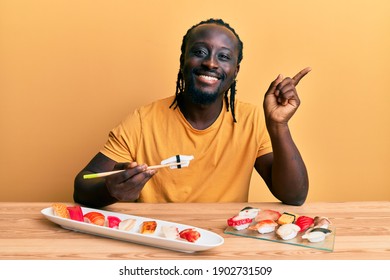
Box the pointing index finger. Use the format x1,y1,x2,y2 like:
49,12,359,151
292,67,312,86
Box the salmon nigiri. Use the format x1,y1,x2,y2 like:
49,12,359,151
84,212,105,226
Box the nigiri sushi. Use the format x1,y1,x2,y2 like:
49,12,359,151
106,216,121,229
249,219,278,234
302,228,332,243
84,211,105,226
67,205,84,222
161,225,179,239
276,224,301,240
302,231,326,243
277,212,299,225
179,228,201,242
255,209,281,222
140,221,157,234
295,216,314,232
227,215,252,230
52,203,69,219
239,207,260,219
313,216,331,229
118,218,136,231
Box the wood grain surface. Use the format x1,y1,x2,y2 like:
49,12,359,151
0,201,389,260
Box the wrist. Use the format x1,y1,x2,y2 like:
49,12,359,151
266,121,290,136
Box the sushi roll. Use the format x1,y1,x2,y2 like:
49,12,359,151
255,209,281,222
227,215,253,230
277,212,299,225
249,219,278,234
276,224,301,240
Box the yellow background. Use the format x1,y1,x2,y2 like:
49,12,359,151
1,0,389,202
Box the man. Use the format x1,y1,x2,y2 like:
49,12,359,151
74,19,310,208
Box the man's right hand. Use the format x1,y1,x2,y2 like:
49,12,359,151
105,162,156,202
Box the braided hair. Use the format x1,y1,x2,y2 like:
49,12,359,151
169,19,244,123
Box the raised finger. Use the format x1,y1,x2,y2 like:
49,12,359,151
292,67,311,86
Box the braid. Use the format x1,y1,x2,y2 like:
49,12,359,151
170,18,243,123
170,70,184,109
229,80,237,123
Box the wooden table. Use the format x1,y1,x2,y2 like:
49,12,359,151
0,201,389,260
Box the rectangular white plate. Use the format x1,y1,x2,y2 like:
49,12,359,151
41,206,224,253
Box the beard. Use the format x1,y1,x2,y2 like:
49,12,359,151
187,82,220,105
185,72,228,105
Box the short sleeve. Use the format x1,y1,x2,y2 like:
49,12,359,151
100,109,141,163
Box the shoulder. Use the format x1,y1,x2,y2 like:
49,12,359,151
136,96,175,116
140,96,174,110
235,99,263,119
117,96,174,127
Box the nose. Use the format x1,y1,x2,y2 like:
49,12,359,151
202,54,218,69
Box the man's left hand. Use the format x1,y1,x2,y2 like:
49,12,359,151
263,67,311,125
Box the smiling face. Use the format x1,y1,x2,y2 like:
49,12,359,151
181,23,240,105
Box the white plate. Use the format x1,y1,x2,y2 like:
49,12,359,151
41,206,224,253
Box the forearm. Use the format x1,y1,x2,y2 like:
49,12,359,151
268,123,308,205
73,170,118,208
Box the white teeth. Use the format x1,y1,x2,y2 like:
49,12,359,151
199,75,218,81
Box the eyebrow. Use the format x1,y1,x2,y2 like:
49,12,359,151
190,42,233,53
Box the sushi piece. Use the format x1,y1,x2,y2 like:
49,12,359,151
161,225,179,239
295,216,314,232
106,216,121,229
179,228,201,242
52,203,69,219
302,231,326,243
249,219,278,234
255,209,281,222
302,228,332,243
67,205,84,222
239,207,260,219
276,224,301,240
313,216,331,229
118,218,136,231
140,221,157,234
227,215,253,230
307,227,332,234
277,212,299,225
84,212,105,226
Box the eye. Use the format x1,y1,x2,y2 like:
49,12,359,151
191,47,208,57
218,53,231,61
